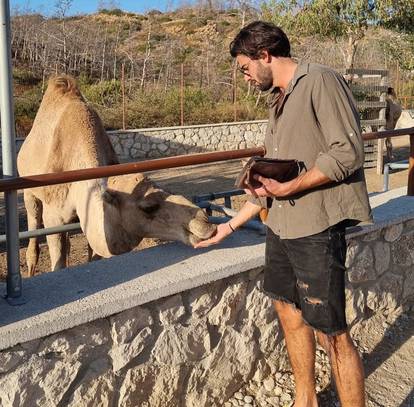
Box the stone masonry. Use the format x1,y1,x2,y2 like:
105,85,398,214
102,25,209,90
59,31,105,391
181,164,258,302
0,218,413,407
107,121,267,161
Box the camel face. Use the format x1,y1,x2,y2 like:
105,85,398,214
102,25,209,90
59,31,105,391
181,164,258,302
103,174,217,251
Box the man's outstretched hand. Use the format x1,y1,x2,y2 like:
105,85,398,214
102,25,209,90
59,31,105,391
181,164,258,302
194,223,233,248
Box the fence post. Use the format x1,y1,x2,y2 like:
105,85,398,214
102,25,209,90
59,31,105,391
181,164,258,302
0,0,23,303
408,134,414,196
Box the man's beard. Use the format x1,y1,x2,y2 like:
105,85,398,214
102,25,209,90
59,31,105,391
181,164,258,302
254,65,273,91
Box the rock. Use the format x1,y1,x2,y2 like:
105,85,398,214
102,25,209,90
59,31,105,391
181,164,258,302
267,396,280,406
67,359,114,407
235,392,244,400
281,392,292,402
0,355,81,407
374,241,391,275
110,306,153,345
252,359,271,382
187,283,220,319
367,274,404,313
156,294,185,325
110,326,152,371
263,377,275,392
39,321,109,360
362,229,382,241
258,323,283,357
347,246,376,282
0,349,26,374
345,240,360,268
157,142,169,153
151,321,210,365
274,386,283,396
244,395,254,403
186,326,259,404
391,235,414,267
244,285,275,326
118,364,186,407
207,281,247,326
384,224,404,242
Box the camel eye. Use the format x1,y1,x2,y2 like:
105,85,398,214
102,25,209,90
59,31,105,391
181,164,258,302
138,199,160,215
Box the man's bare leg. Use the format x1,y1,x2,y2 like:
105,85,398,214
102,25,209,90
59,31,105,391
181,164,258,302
274,300,318,407
316,331,365,407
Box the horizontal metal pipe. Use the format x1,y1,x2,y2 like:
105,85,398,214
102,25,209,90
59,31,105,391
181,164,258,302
0,147,265,193
0,222,81,244
192,189,245,203
362,127,414,141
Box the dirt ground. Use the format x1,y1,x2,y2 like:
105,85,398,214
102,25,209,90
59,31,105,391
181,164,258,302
0,138,413,406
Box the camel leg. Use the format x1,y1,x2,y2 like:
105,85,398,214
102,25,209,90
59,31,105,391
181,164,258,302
24,190,43,277
43,213,69,271
87,244,102,262
385,137,393,160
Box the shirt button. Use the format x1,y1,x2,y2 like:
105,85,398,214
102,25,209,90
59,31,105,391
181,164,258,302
349,132,354,137
278,204,282,208
274,147,278,152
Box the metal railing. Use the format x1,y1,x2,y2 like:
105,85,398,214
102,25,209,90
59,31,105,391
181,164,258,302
1,128,414,304
0,147,265,302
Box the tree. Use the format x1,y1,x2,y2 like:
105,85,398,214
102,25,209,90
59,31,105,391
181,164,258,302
261,0,414,70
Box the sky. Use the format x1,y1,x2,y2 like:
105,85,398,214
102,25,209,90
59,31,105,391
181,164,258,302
10,0,187,16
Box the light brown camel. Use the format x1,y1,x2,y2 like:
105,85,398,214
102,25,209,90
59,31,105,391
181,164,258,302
17,75,216,276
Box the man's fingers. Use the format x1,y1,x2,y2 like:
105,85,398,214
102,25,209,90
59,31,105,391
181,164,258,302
254,174,269,185
253,187,269,196
194,237,218,248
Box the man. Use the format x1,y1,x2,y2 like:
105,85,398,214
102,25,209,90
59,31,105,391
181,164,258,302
195,21,372,407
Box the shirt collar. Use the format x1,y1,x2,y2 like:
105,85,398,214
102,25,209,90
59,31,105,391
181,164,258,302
267,60,310,107
285,60,310,94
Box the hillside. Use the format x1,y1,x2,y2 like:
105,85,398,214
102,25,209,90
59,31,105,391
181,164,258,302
10,6,414,135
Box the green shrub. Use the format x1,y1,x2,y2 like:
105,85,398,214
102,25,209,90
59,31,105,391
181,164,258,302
81,80,121,107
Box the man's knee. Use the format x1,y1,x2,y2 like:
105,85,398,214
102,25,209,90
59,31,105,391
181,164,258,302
316,330,353,358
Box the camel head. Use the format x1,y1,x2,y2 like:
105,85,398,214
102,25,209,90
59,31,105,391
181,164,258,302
101,173,217,254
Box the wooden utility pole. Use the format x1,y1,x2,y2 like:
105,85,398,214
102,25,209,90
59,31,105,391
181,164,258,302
409,135,414,196
180,63,184,126
233,62,237,121
121,62,126,130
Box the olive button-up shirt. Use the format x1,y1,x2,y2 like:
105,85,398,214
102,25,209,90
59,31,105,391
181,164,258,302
258,62,372,239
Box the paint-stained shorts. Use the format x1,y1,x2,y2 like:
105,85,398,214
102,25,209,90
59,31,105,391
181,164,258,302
263,222,348,335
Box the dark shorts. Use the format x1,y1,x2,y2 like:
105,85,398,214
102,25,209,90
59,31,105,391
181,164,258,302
264,222,347,335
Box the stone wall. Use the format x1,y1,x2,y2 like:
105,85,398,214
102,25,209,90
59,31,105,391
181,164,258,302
0,208,413,406
107,121,267,161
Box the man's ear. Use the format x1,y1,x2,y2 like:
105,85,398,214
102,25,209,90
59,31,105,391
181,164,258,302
259,49,271,63
102,189,120,206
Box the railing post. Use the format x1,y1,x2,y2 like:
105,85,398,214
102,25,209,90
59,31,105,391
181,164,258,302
0,0,23,303
408,134,414,196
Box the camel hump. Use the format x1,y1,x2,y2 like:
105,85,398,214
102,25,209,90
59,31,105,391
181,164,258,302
47,75,82,98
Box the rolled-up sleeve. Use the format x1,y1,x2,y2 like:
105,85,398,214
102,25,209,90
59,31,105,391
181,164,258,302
312,71,364,182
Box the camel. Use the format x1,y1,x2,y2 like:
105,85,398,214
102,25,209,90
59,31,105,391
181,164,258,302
17,75,216,276
394,109,414,130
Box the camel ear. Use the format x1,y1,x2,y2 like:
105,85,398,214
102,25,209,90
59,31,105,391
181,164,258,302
137,196,160,214
102,190,120,206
